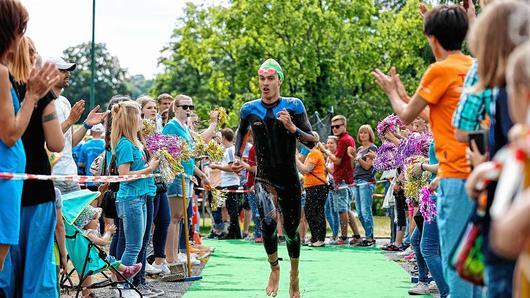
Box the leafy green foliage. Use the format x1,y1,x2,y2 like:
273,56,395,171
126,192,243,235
152,0,434,136
62,43,130,115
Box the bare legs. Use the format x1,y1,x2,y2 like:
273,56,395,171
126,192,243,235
165,196,187,264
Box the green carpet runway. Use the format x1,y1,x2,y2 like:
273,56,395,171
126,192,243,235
185,240,423,298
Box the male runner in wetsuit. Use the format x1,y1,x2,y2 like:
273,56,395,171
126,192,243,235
233,59,317,298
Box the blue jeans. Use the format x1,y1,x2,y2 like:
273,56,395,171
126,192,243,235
353,181,375,239
0,202,57,298
411,227,429,283
325,191,339,238
133,196,154,286
153,192,170,258
485,261,515,298
421,216,449,298
403,217,411,246
333,181,353,212
437,178,483,298
116,196,147,266
246,192,262,238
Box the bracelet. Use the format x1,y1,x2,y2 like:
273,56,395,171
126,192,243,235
83,121,93,130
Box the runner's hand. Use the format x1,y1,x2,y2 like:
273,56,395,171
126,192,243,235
277,109,296,132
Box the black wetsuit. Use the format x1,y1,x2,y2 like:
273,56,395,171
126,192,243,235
235,97,314,258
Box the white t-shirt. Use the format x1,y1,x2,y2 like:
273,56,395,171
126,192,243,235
52,96,77,175
220,145,240,187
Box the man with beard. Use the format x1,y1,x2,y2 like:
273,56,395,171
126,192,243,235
233,59,317,298
50,57,108,194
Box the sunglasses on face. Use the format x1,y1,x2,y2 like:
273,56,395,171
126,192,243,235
331,124,344,129
178,105,194,110
258,68,277,76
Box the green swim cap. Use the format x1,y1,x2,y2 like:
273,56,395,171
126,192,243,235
258,58,284,81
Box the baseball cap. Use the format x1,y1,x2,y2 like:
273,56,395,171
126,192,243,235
47,57,76,71
89,124,105,134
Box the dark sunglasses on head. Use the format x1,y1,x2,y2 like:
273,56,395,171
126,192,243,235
331,124,344,129
178,105,194,110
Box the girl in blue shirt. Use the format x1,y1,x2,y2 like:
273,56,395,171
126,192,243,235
110,101,159,268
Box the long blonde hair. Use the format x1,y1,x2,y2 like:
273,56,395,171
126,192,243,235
469,0,530,90
507,41,530,124
9,36,34,82
110,101,143,153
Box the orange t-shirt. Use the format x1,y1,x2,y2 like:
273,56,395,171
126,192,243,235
416,54,473,179
303,148,327,188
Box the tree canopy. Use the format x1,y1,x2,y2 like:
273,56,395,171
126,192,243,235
152,0,434,133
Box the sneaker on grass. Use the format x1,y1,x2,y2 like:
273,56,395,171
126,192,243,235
408,282,430,295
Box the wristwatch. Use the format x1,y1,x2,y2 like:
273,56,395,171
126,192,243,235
83,121,93,130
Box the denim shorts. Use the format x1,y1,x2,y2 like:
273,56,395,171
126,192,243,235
167,176,193,198
333,182,352,212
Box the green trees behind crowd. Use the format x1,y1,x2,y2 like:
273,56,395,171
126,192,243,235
151,0,435,134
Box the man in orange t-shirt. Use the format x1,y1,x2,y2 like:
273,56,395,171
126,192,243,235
372,5,482,298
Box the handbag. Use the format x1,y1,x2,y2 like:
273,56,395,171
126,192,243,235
449,206,485,286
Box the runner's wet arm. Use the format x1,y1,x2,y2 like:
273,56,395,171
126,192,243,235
235,117,250,158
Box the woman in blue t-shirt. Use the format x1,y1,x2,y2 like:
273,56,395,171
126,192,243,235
110,101,159,268
162,95,212,266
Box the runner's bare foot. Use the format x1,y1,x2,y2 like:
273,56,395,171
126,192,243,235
289,270,300,298
266,265,280,297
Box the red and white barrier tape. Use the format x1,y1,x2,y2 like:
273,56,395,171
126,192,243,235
334,179,390,191
194,187,253,194
193,179,390,193
0,172,158,183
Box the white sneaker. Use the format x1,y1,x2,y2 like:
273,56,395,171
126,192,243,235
429,281,439,293
151,262,171,275
120,289,141,298
178,253,201,265
145,262,162,275
397,246,413,256
408,282,430,295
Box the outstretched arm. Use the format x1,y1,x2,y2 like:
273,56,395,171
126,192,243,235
234,117,251,158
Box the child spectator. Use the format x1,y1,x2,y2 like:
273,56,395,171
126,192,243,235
73,205,142,281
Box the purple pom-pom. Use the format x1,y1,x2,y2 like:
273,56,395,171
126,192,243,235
374,142,399,171
419,186,437,223
146,133,183,157
396,132,433,167
377,114,404,141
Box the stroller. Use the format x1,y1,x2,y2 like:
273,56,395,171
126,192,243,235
59,189,141,297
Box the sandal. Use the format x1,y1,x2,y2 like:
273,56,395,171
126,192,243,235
381,244,402,251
